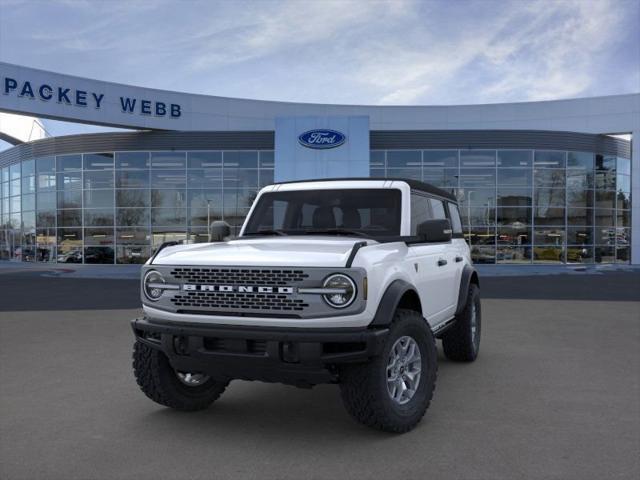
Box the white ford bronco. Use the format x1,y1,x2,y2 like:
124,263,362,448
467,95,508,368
132,178,480,432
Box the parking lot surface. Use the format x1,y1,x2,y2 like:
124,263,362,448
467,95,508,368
1,271,639,480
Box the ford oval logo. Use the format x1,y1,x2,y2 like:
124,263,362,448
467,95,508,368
298,129,346,149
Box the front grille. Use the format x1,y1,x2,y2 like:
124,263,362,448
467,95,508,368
170,267,309,286
170,292,309,312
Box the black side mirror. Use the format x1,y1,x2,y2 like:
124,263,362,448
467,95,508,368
209,220,231,242
416,219,452,243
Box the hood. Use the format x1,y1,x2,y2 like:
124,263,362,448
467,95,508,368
151,236,372,267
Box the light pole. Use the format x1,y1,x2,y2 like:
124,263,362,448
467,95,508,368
207,199,211,243
467,190,474,241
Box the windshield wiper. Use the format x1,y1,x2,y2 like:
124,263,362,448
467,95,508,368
304,228,370,238
246,229,287,236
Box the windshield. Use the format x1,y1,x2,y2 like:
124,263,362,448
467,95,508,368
242,189,402,238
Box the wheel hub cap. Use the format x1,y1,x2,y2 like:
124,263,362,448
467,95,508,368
176,372,209,386
386,336,422,405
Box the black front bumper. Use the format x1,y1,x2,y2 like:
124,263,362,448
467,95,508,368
131,317,389,386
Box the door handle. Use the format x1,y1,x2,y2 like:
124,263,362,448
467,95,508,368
455,256,463,263
437,259,447,267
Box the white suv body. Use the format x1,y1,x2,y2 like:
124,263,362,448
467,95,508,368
132,178,481,433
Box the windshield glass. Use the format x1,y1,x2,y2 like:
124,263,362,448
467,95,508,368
242,189,402,237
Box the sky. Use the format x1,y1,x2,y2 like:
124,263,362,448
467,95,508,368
0,0,638,142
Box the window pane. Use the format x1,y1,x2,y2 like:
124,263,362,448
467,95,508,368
567,208,593,226
151,170,186,188
616,174,630,194
116,227,150,245
22,193,35,211
10,179,20,196
57,171,82,190
534,206,565,225
566,188,593,208
497,169,531,186
533,246,564,263
534,169,565,187
422,168,458,188
37,173,56,191
151,208,187,226
616,157,630,176
497,207,531,225
84,170,114,189
567,227,593,244
534,188,565,208
84,209,114,226
57,154,82,171
386,151,421,168
594,226,615,244
117,208,150,226
36,157,55,173
150,152,186,169
116,245,151,264
498,225,531,245
616,210,631,228
534,151,565,168
595,246,615,263
36,210,55,228
259,151,275,168
57,190,82,209
188,169,222,188
387,168,421,181
223,168,258,188
117,189,150,208
38,191,57,210
259,170,274,187
84,228,114,245
224,151,258,168
423,150,457,168
470,245,496,264
534,227,565,245
83,153,114,170
497,150,532,168
594,191,616,209
187,151,222,169
84,247,114,264
57,209,82,227
21,159,35,176
188,190,223,210
566,246,593,264
460,151,495,167
19,179,33,199
459,168,495,187
448,203,463,234
615,246,630,264
596,155,616,172
497,246,532,264
497,188,532,206
594,209,615,227
116,170,149,188
566,169,593,189
84,190,114,209
115,152,149,169
410,194,430,234
151,189,186,208
567,151,594,169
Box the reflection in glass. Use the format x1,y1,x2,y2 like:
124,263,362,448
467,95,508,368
84,208,115,226
595,246,615,263
83,153,114,170
470,245,496,264
151,170,186,189
423,150,458,168
534,151,565,168
116,245,150,264
497,150,532,168
534,228,565,245
84,190,114,209
566,246,593,263
117,208,150,226
57,209,82,227
497,169,531,186
567,152,593,169
387,150,421,167
567,227,593,245
84,170,114,189
533,246,564,263
387,168,421,180
116,170,149,188
116,152,149,169
117,189,150,208
187,151,222,169
460,151,495,167
151,189,185,208
57,154,82,171
151,208,187,226
57,190,82,209
150,152,185,169
84,247,114,264
498,225,531,245
497,246,531,264
223,151,258,168
497,207,531,225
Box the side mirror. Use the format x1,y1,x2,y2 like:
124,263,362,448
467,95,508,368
416,219,452,243
209,220,231,242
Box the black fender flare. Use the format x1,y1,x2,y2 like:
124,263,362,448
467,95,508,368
369,280,421,327
455,265,479,315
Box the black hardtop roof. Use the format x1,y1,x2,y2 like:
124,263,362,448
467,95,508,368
272,177,457,202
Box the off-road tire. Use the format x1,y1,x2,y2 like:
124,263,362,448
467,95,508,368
133,341,229,411
338,309,438,433
442,284,481,362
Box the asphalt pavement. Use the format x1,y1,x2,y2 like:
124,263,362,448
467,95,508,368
0,270,639,480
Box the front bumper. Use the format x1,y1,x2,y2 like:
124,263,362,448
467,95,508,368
131,317,389,386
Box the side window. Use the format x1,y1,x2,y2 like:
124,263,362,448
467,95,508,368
429,198,447,220
410,193,431,234
448,203,463,234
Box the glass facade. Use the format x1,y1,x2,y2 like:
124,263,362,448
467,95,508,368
0,147,631,265
371,149,631,264
1,150,274,264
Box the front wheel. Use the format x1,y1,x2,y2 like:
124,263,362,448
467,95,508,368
132,341,229,411
339,309,438,433
442,284,481,362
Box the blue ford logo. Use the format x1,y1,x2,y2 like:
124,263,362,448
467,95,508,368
298,129,346,149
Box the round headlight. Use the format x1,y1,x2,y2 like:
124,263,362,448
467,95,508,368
143,270,165,301
323,274,356,308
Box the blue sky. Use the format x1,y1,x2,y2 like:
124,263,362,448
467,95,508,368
0,0,638,141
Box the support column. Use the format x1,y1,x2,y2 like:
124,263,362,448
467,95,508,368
631,129,639,265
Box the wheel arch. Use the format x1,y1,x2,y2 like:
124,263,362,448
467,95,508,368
369,280,423,327
455,265,479,315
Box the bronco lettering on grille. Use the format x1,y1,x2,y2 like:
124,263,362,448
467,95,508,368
183,284,295,294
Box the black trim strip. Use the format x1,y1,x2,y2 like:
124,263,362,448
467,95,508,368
346,241,368,268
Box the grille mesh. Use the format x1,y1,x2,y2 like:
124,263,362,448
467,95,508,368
171,292,308,311
170,268,308,286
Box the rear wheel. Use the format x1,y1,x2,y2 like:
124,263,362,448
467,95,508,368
133,341,229,411
339,309,437,433
442,284,481,362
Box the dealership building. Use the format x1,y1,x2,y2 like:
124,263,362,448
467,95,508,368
0,62,638,265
